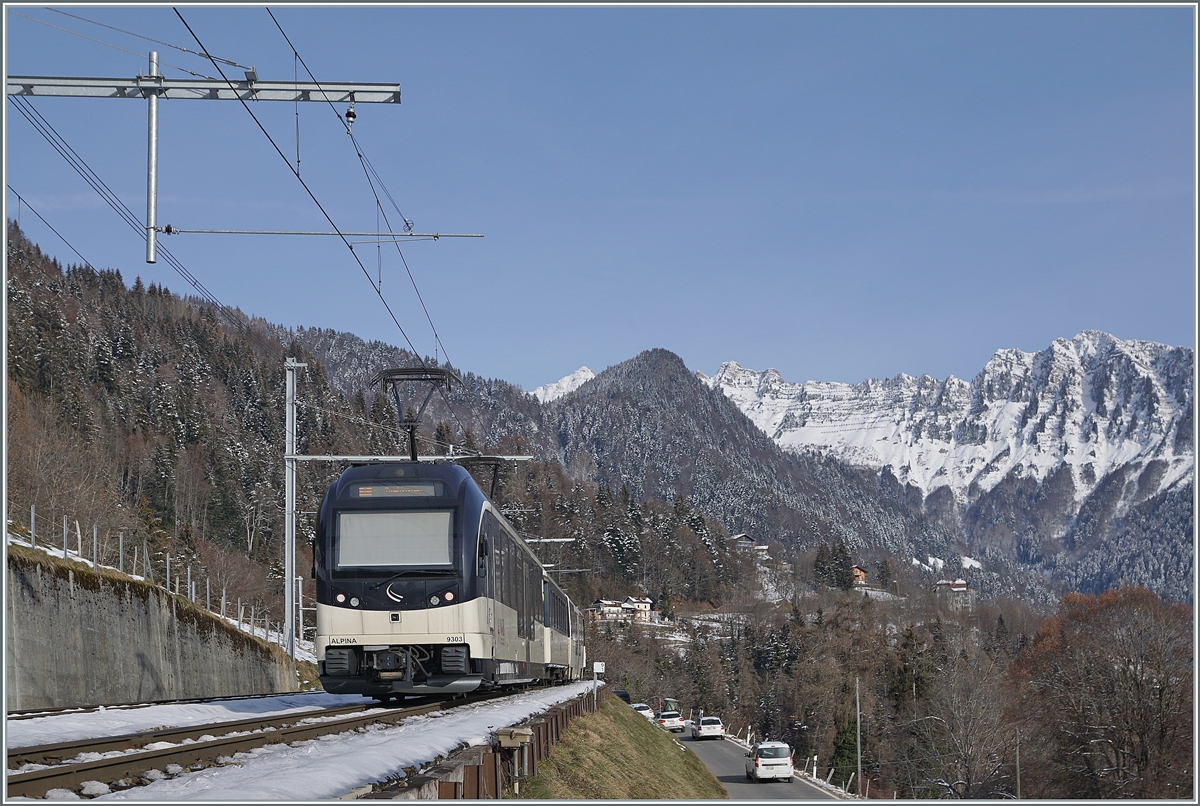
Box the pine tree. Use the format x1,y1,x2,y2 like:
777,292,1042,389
814,543,833,585
877,558,893,589
433,422,454,455
831,541,854,590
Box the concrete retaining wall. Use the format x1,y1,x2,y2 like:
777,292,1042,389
6,549,297,710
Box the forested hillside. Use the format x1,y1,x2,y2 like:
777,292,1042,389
8,221,1190,610
4,223,750,614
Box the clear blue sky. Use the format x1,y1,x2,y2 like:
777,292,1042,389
4,5,1195,392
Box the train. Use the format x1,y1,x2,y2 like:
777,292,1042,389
313,460,586,700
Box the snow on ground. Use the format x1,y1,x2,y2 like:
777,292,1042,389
961,556,982,570
912,555,947,574
44,682,596,801
6,692,374,750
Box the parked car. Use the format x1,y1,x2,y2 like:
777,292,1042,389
613,689,632,704
690,715,725,740
656,710,685,732
745,741,794,782
631,703,655,720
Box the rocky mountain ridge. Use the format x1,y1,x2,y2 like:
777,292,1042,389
698,331,1192,510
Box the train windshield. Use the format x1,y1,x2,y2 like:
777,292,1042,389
335,510,455,570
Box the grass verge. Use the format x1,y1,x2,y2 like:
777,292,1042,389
519,697,728,799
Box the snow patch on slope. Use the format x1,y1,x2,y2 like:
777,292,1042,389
702,332,1193,509
533,367,595,403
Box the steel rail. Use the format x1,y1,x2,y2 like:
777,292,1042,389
8,703,376,767
5,689,524,798
6,690,320,721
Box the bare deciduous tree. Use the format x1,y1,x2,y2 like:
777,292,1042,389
1008,586,1193,799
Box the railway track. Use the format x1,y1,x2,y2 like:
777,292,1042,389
6,690,520,799
6,690,319,721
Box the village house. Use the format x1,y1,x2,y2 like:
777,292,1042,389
935,578,975,612
587,596,659,623
729,533,755,550
852,565,868,586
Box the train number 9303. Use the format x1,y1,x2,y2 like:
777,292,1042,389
445,635,465,643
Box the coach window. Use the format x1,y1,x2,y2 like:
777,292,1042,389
478,514,493,578
532,564,543,627
496,531,507,605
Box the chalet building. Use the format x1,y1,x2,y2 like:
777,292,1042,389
729,533,755,550
587,596,659,623
851,566,868,586
935,578,975,612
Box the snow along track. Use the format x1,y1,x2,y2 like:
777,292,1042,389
6,690,520,799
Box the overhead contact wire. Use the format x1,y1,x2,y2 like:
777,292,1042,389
46,8,250,69
5,186,97,271
173,8,427,366
266,8,478,452
9,96,282,357
12,10,224,79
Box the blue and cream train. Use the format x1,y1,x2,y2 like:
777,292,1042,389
314,461,586,699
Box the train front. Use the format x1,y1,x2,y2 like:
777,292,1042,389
314,462,487,699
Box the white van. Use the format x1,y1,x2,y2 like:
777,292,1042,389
744,741,793,782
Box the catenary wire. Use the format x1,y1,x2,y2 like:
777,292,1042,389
5,186,97,271
173,8,429,369
9,96,285,359
10,96,229,320
265,8,443,364
11,10,225,80
11,65,470,489
46,8,251,69
264,8,476,448
269,15,450,368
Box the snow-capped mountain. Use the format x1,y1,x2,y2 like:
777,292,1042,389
533,366,596,403
700,332,1193,510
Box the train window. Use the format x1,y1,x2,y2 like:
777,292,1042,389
477,534,488,578
532,564,543,625
335,511,454,569
498,536,508,606
517,553,527,638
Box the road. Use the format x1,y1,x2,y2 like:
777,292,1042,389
680,732,842,801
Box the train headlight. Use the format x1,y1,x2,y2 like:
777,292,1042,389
429,594,441,606
336,593,346,603
443,591,454,602
350,597,361,607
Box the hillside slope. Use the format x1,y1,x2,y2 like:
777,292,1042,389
523,696,727,799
